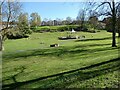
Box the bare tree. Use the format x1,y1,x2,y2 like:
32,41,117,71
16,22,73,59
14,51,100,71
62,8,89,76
0,0,22,51
76,2,94,30
93,0,120,47
66,16,72,25
76,9,86,28
30,12,41,27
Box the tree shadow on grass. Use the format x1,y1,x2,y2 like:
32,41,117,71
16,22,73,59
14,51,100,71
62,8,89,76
41,60,119,88
3,43,119,61
2,66,26,83
75,37,112,42
2,57,120,89
73,43,112,49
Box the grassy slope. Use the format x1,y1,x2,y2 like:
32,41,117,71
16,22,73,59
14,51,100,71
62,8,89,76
2,30,120,89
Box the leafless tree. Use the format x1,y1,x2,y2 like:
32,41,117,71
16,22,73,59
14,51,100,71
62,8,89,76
66,16,72,25
0,0,22,51
76,9,86,28
30,12,41,27
92,0,120,47
76,2,95,29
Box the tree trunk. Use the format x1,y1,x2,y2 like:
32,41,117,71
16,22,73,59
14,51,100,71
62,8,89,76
0,35,4,51
118,30,120,37
0,34,2,51
112,1,117,47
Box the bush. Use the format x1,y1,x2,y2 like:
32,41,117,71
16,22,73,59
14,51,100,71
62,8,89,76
32,25,89,33
7,33,29,39
7,30,29,39
58,26,68,32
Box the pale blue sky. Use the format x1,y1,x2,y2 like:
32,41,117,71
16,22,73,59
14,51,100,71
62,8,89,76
22,2,83,21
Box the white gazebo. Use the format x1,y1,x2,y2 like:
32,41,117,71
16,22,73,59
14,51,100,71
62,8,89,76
71,29,76,33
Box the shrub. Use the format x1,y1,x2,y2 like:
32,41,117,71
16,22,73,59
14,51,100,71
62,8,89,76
6,28,30,39
32,25,89,33
7,32,29,39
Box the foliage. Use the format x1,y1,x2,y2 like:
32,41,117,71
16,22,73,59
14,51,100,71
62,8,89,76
17,13,32,35
6,13,32,39
30,12,41,27
88,16,98,30
0,0,21,42
6,27,30,39
66,17,72,25
31,25,89,33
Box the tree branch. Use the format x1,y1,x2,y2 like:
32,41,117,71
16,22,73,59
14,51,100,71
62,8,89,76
95,2,108,10
0,26,13,32
95,2,113,13
116,2,120,14
0,0,5,6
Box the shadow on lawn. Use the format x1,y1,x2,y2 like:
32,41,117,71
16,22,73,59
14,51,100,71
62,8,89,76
75,37,113,42
3,43,118,60
73,43,112,49
3,66,26,83
2,57,120,89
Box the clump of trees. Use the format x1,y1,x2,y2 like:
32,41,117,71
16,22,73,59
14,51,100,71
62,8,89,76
0,0,22,50
7,12,32,39
0,0,42,51
7,12,41,39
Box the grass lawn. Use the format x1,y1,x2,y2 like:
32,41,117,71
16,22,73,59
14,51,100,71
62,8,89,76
2,30,120,89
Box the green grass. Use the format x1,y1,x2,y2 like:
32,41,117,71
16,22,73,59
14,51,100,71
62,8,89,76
2,30,120,89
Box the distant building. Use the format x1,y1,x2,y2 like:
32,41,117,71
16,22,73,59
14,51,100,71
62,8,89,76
53,20,58,26
41,21,47,26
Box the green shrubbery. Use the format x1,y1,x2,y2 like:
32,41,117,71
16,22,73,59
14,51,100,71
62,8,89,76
7,27,32,39
32,25,84,33
6,25,100,39
31,25,104,33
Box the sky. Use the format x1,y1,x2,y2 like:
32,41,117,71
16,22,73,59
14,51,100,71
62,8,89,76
22,2,84,21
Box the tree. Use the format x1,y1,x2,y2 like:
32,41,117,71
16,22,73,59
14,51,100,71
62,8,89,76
41,18,48,26
30,12,41,27
0,0,4,51
47,19,53,26
66,16,72,25
103,17,112,32
89,15,98,30
0,0,22,51
17,13,31,36
116,4,120,37
76,2,92,29
56,18,62,25
61,20,68,25
93,1,120,47
76,9,86,28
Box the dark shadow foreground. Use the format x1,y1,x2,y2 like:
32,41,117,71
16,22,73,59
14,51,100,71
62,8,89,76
2,57,120,89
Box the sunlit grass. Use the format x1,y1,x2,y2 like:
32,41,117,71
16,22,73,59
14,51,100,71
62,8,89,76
2,30,119,89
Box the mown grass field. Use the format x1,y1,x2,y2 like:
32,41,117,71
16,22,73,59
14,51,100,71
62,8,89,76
2,30,120,89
